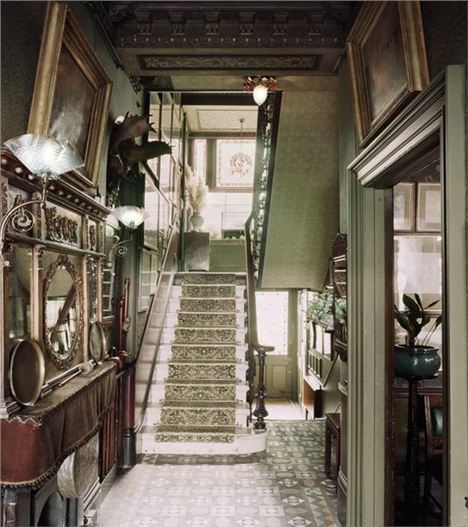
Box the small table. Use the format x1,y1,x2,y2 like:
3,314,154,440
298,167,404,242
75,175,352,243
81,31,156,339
325,412,341,479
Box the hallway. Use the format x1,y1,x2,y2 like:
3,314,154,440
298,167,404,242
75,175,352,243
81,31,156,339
99,420,337,527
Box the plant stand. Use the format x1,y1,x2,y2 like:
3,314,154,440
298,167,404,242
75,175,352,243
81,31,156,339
404,374,438,525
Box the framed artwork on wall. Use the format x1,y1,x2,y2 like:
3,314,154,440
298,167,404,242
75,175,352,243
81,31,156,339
28,2,112,189
393,183,415,232
417,183,441,232
346,1,429,144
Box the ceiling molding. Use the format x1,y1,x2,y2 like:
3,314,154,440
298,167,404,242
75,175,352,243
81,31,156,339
137,54,321,72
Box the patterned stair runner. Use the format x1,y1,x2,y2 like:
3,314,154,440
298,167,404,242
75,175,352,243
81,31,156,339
153,273,248,445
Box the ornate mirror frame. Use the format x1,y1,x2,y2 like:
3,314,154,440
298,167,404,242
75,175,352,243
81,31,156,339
43,254,84,369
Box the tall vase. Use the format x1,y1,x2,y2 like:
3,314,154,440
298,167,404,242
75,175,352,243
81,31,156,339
189,212,204,232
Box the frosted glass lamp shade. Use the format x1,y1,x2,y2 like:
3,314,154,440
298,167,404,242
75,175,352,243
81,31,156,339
4,134,84,180
111,206,146,230
253,85,269,106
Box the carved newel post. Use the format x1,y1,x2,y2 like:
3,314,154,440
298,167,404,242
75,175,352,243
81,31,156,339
253,348,268,430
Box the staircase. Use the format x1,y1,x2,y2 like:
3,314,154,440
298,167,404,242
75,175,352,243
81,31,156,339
139,272,267,455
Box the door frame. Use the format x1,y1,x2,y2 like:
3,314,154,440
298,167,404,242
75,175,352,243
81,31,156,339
346,67,467,526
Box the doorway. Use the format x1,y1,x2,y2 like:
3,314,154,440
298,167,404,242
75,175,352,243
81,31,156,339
391,152,445,526
347,68,467,527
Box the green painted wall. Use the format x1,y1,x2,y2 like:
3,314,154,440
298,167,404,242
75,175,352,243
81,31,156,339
1,1,47,141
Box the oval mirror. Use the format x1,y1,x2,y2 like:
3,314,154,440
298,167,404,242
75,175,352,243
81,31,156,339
44,255,83,369
89,321,106,363
9,339,45,405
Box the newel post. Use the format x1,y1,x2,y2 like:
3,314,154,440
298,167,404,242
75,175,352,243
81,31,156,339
253,348,268,429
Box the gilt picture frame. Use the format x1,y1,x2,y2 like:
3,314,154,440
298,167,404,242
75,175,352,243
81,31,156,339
346,1,429,144
28,2,112,189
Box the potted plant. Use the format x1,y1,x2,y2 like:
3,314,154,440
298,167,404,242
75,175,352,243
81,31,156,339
394,294,442,379
186,171,208,231
307,291,334,331
307,292,334,354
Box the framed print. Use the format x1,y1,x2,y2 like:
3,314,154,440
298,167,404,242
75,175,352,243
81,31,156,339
417,183,441,232
215,139,255,190
28,2,112,189
346,1,429,144
393,183,415,232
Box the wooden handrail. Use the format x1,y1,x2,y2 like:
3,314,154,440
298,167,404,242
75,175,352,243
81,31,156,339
133,226,179,432
244,213,274,430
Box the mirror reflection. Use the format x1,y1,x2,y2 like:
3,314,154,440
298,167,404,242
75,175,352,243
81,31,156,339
43,254,82,366
88,258,98,322
8,245,31,342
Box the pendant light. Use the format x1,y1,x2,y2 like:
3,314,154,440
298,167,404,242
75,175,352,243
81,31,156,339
243,76,278,106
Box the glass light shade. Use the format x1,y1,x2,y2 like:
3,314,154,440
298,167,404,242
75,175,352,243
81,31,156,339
111,206,146,230
3,134,84,180
253,85,268,106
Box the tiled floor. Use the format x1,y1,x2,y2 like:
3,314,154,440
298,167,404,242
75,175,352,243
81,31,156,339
265,399,304,421
98,420,338,527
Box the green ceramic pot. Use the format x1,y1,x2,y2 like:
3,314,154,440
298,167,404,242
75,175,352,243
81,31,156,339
394,345,440,379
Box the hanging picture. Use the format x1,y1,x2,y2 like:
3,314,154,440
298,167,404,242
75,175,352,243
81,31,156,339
215,139,256,190
28,3,112,189
393,183,415,232
346,1,429,144
417,183,441,232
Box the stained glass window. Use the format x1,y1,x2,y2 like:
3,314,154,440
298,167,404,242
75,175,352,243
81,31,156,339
216,139,255,189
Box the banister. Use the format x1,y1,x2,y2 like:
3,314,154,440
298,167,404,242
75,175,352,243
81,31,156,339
133,226,179,432
245,213,274,430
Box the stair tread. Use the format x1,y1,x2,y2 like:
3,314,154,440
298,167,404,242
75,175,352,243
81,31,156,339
168,360,241,364
171,343,241,348
155,425,238,433
148,401,241,409
164,379,241,385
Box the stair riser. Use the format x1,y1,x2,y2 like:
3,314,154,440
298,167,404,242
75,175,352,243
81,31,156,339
170,285,246,299
138,429,267,455
176,312,245,327
143,406,249,427
149,362,247,382
179,285,246,299
148,383,248,403
175,273,239,285
161,327,246,344
158,344,247,361
167,298,245,313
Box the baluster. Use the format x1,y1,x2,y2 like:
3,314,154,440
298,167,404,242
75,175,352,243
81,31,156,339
253,348,268,430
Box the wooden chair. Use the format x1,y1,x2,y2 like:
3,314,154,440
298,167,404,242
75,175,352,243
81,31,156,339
423,394,443,510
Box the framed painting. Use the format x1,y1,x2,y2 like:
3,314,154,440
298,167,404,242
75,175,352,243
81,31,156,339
28,2,112,189
346,1,429,144
417,183,441,232
393,183,415,232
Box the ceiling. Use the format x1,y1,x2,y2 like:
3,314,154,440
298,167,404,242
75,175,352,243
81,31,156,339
86,1,358,92
184,105,258,133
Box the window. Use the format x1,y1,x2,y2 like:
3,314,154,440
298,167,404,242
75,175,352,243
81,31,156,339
256,291,289,355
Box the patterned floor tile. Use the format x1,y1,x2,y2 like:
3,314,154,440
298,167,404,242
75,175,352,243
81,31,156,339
98,420,338,527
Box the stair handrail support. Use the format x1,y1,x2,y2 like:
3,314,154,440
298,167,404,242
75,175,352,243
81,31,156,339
245,214,274,430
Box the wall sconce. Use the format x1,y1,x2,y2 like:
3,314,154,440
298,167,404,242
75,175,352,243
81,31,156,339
1,134,84,266
243,76,278,106
107,205,146,262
